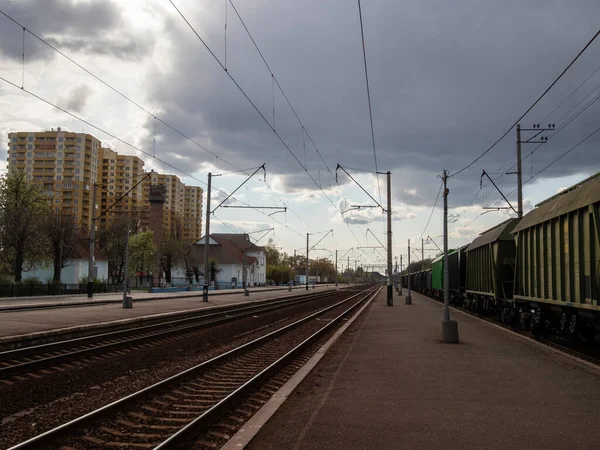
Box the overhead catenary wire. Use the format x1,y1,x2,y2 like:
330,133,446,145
0,75,307,239
168,0,365,247
417,180,443,243
0,8,317,233
356,0,382,205
450,28,600,177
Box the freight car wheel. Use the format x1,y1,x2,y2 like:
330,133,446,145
559,312,567,332
568,314,577,335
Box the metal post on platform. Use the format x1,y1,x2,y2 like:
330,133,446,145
87,183,97,299
442,169,459,343
123,227,132,308
202,172,212,302
386,171,393,306
306,233,309,290
335,249,338,287
406,240,412,304
398,254,403,296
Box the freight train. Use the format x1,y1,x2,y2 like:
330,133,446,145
402,172,600,340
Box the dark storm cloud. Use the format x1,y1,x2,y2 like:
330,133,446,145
0,0,153,61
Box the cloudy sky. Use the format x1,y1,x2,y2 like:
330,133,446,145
1,0,599,270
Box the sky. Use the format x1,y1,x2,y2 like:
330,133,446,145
1,0,599,272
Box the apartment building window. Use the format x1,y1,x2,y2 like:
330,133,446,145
12,145,17,151
12,137,17,143
56,168,62,173
26,167,32,173
58,144,63,150
110,159,115,163
27,144,33,150
55,199,60,204
26,160,31,165
27,151,32,157
75,153,80,158
58,152,63,158
57,161,62,166
77,138,82,143
74,200,79,204
28,137,33,142
58,137,64,142
75,169,80,174
56,176,61,180
63,183,72,189
73,207,78,212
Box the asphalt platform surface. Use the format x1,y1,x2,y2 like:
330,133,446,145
246,290,600,450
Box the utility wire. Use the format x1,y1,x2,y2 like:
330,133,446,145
417,180,443,243
356,0,381,204
168,0,364,246
451,28,600,177
0,8,313,234
0,75,305,238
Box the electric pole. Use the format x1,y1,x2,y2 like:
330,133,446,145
202,172,212,302
335,249,338,287
123,226,131,308
421,238,424,270
87,183,97,298
386,171,393,306
406,239,412,304
306,233,309,290
442,169,459,343
398,254,403,296
515,123,554,219
516,124,523,219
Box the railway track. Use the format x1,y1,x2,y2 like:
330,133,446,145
7,285,380,449
0,288,348,380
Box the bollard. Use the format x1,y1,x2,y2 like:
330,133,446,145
123,296,133,309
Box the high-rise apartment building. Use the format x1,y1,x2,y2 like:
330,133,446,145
7,128,101,230
182,185,203,242
6,129,203,240
142,173,203,242
98,148,145,228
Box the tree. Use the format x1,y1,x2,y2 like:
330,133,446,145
209,258,222,286
42,210,79,283
128,231,156,285
0,169,49,281
265,239,281,266
159,222,185,286
97,218,136,285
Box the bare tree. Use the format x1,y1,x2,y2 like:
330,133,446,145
43,210,79,283
97,217,137,285
0,169,49,281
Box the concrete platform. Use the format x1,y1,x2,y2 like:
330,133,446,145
244,291,600,450
0,284,335,310
0,285,340,341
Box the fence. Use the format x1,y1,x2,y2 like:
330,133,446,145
0,283,119,298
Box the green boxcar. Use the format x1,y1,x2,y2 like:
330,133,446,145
465,218,519,306
512,172,600,336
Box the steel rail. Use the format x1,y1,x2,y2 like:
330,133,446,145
7,285,378,450
156,284,381,449
0,289,346,377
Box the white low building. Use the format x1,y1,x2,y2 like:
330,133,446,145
192,233,266,288
25,243,109,284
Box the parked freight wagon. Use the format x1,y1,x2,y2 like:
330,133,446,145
431,246,467,303
464,218,519,315
512,172,600,339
